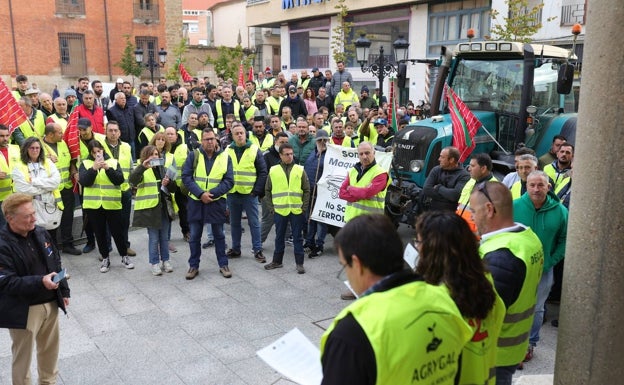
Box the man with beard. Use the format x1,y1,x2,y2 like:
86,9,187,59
250,116,272,152
133,89,157,132
155,91,181,129
315,87,333,115
288,119,315,165
182,87,214,127
330,119,354,147
253,89,272,117
178,112,202,150
74,90,105,134
106,93,136,158
91,80,110,111
75,76,89,104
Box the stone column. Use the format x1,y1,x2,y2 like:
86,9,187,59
554,1,624,384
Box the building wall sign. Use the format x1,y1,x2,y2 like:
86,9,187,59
282,0,323,11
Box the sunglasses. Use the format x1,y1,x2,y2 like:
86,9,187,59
476,182,496,213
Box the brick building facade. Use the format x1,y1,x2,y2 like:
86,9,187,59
0,0,181,92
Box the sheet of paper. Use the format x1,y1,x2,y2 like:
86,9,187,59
403,242,420,270
257,328,323,385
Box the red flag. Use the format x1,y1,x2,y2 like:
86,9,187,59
0,77,28,133
179,63,193,83
63,112,80,160
237,63,244,86
248,66,254,82
445,84,482,162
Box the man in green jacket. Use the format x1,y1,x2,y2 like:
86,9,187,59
513,170,567,363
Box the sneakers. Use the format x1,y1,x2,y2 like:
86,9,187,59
62,246,82,255
168,244,178,253
340,290,356,300
162,260,173,273
202,240,215,249
226,249,241,258
186,267,199,280
126,248,137,257
524,345,534,362
121,256,135,269
220,266,232,278
254,250,266,263
303,244,314,253
296,264,306,274
100,258,110,273
151,263,163,276
264,262,283,270
309,247,323,259
83,243,95,253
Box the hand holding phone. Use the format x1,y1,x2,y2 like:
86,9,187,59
53,268,67,283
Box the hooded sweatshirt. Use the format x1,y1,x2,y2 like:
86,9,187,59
513,190,567,272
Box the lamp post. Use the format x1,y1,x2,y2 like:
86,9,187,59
354,34,410,104
134,47,167,84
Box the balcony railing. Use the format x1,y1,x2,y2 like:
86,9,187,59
561,2,586,26
55,0,85,16
133,3,159,23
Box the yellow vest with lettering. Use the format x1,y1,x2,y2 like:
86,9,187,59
479,228,544,366
82,159,122,210
269,164,304,216
188,151,228,201
0,145,21,200
227,145,259,195
321,280,472,384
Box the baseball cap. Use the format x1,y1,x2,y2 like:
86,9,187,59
315,130,330,141
373,118,388,126
77,118,92,129
265,67,272,73
288,85,296,93
312,67,319,72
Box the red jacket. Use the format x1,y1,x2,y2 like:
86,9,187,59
73,104,105,134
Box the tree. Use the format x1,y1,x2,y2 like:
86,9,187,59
165,39,190,81
116,35,143,78
487,0,556,43
330,0,354,63
203,45,255,81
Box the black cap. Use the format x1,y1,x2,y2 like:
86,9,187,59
77,118,92,129
253,115,265,122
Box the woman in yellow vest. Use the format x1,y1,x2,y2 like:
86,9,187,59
149,132,178,253
137,113,165,157
11,137,62,231
415,211,505,385
130,145,177,276
79,140,133,273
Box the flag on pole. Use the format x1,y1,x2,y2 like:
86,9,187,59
63,112,81,160
248,66,254,82
179,63,193,83
237,63,244,86
0,77,28,134
389,79,398,133
445,84,482,162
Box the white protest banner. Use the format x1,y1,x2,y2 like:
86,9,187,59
310,144,392,228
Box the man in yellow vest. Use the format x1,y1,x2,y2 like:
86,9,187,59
214,86,244,131
264,143,310,274
469,181,544,383
509,154,539,199
543,142,573,193
320,213,472,384
182,129,234,280
42,123,81,255
13,98,45,146
456,153,498,234
226,124,267,263
338,142,390,223
101,121,136,257
0,125,20,227
46,98,70,133
250,116,273,152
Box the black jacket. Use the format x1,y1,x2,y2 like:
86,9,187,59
107,103,136,144
279,95,308,119
0,225,69,329
422,165,470,211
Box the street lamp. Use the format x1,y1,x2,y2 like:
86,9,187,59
355,34,412,104
134,47,167,84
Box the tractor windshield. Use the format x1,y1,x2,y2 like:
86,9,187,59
452,59,524,114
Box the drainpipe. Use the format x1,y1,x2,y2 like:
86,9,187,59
9,0,19,75
104,0,113,81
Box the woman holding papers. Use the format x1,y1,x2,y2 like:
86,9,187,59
129,144,177,276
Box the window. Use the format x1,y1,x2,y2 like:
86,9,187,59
134,0,159,22
58,33,87,76
290,19,330,69
188,23,199,33
344,8,410,68
135,36,161,78
428,1,490,57
55,0,85,16
561,0,586,26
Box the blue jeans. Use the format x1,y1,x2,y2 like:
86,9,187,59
305,219,327,249
227,193,261,252
529,268,554,346
495,365,517,385
273,213,304,265
188,221,227,269
147,210,170,265
204,224,214,241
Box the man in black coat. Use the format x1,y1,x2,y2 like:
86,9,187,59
0,193,70,385
278,85,308,120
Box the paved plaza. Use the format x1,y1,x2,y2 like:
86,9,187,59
0,218,559,384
